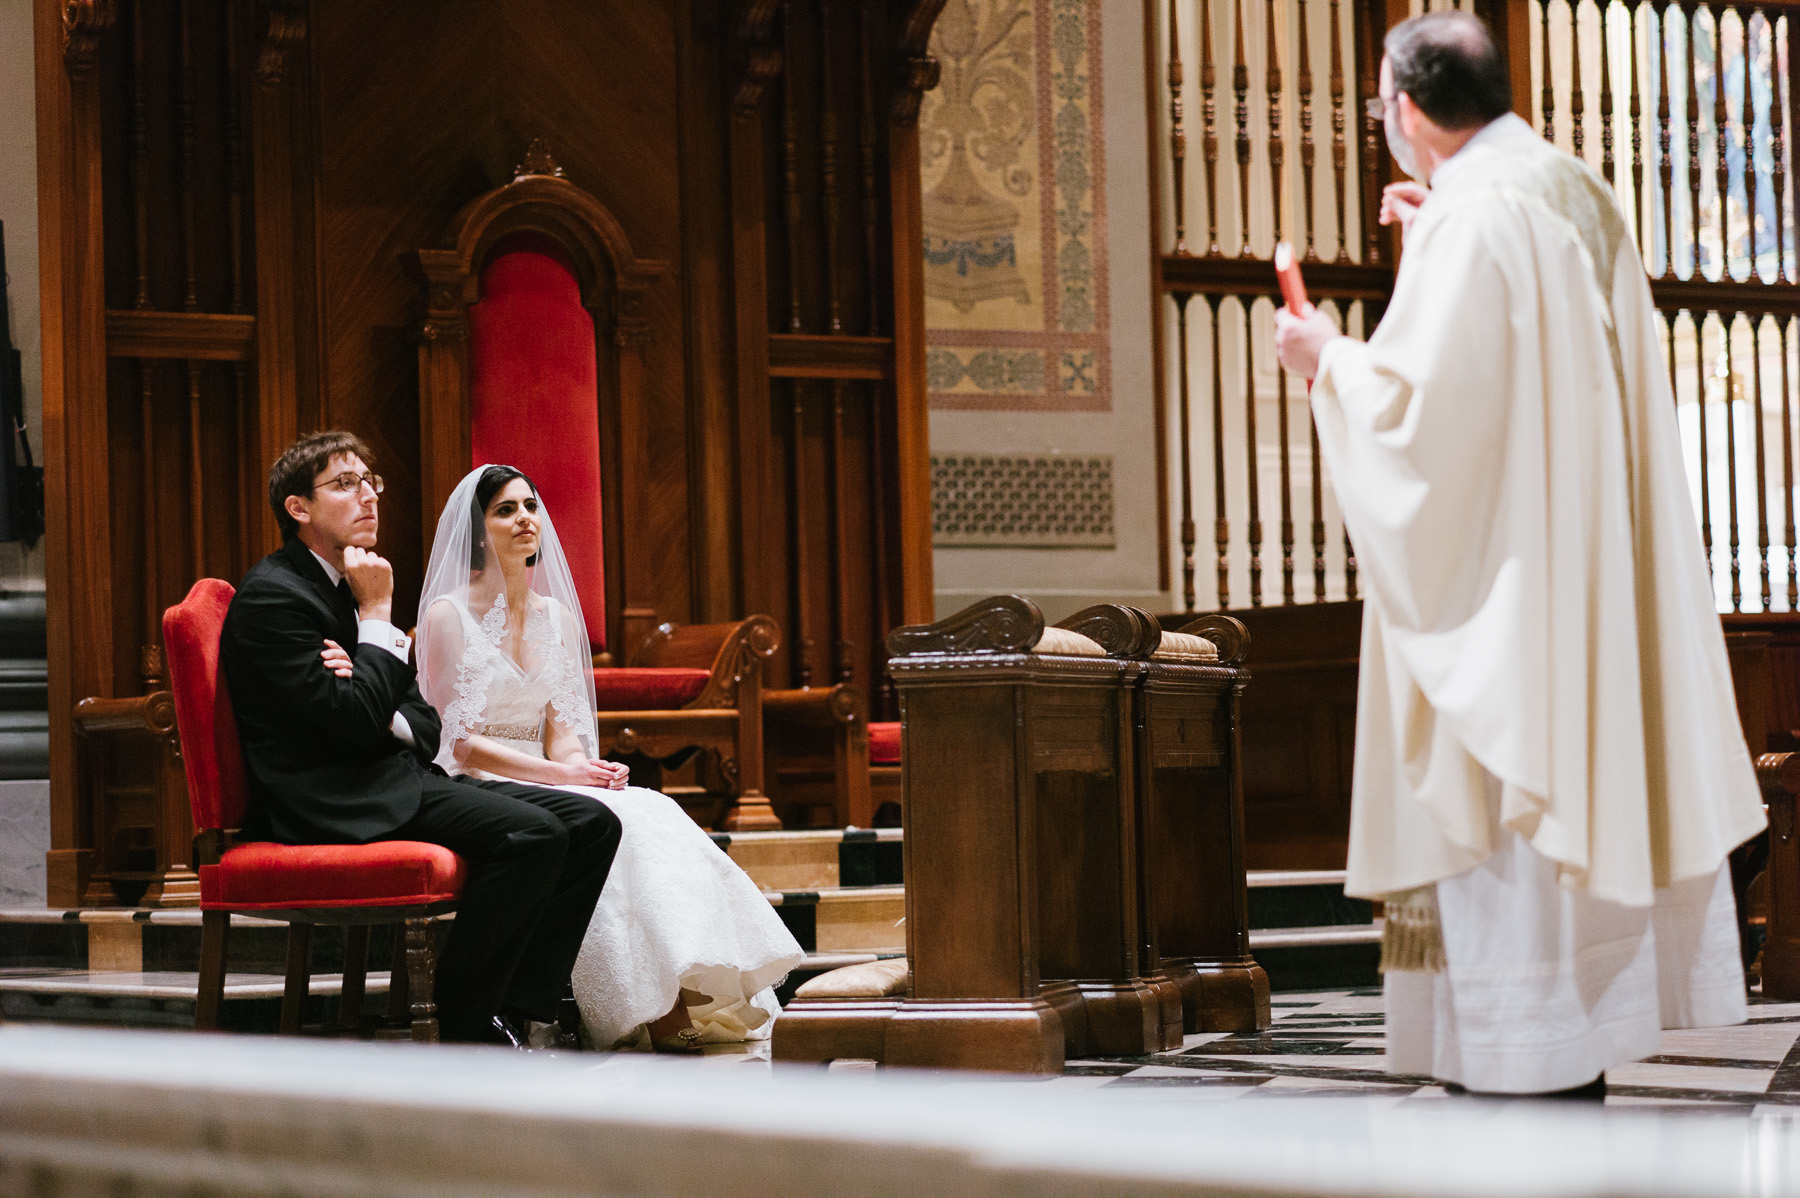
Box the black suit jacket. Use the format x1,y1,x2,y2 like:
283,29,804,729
221,538,444,844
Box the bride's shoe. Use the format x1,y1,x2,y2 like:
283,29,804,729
647,988,712,1054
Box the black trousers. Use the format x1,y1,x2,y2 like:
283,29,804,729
389,774,620,1042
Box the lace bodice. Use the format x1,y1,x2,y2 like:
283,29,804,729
422,589,596,776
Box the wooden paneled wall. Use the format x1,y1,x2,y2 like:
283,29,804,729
36,0,944,906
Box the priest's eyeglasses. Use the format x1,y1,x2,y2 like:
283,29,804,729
315,471,384,496
1364,95,1393,121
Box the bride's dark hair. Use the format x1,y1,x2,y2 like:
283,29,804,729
470,465,540,569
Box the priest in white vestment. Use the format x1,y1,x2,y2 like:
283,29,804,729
1275,11,1768,1096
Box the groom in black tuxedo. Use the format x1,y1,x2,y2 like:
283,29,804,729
221,430,620,1045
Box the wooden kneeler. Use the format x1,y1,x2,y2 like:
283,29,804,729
1132,613,1269,1033
774,596,1170,1072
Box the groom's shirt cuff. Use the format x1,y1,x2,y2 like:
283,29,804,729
356,619,417,747
358,619,411,662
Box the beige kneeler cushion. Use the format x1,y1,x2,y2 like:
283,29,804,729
1030,627,1107,656
793,957,909,999
1151,631,1219,662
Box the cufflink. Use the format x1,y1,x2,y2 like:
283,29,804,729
393,635,407,649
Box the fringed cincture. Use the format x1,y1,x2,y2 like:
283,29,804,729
1379,884,1446,974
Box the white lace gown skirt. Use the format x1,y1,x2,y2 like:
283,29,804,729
555,784,806,1048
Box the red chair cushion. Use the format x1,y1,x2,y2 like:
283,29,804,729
163,579,247,832
592,667,712,712
201,841,465,911
869,721,902,765
470,233,609,650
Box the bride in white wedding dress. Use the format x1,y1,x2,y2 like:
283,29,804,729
416,465,804,1051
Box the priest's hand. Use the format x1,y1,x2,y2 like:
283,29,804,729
1274,305,1342,380
1379,181,1429,240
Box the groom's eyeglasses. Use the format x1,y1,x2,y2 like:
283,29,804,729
314,471,384,496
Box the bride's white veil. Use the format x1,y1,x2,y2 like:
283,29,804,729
415,465,599,765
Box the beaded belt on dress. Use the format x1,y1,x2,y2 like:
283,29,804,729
484,722,542,743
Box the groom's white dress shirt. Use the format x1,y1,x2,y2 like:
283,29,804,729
310,549,416,748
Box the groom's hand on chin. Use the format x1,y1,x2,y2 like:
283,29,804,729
343,546,395,624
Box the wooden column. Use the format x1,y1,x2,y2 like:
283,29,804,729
248,0,309,556
39,0,118,907
888,12,941,628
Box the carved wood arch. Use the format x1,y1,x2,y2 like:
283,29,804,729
410,162,668,653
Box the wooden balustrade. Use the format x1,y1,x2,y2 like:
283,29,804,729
1152,0,1800,616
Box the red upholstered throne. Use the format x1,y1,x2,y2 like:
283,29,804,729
163,580,465,1041
412,143,782,829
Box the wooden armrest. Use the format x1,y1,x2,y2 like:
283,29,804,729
646,615,781,710
1757,752,1800,798
634,616,780,671
74,691,177,738
763,684,863,727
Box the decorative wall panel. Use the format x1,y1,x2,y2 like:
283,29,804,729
922,0,1110,411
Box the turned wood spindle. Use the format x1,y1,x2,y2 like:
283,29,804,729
1659,3,1677,276
1630,2,1645,242
1754,317,1772,610
1771,12,1788,284
1543,0,1557,142
1176,294,1198,612
1210,294,1230,608
1266,0,1285,246
1570,0,1587,161
1743,9,1759,281
1355,0,1383,264
1600,0,1616,183
1234,0,1253,256
1199,0,1223,256
1688,4,1704,279
1298,0,1318,259
1278,360,1295,604
1714,4,1731,279
1724,314,1742,609
1782,314,1797,607
1170,1,1190,254
1310,411,1326,600
1329,0,1349,261
1244,302,1262,606
1698,312,1715,571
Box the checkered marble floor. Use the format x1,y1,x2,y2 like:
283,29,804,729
1036,989,1800,1112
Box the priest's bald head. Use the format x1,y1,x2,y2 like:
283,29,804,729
1379,12,1513,182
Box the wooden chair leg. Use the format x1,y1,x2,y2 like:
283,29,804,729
281,924,313,1035
404,915,440,1043
386,922,410,1024
339,925,370,1033
194,909,229,1031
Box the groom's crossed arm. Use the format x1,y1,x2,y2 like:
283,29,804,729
223,577,438,762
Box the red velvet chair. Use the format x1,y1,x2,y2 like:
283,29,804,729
416,172,783,828
162,580,466,1041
